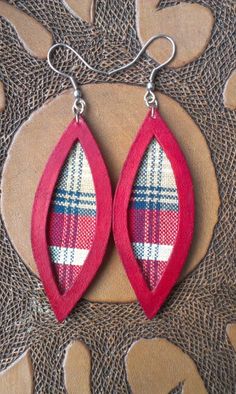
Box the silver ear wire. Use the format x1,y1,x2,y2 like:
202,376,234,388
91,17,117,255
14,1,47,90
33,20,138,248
47,43,107,84
47,43,107,121
47,36,176,120
108,34,176,117
108,34,176,81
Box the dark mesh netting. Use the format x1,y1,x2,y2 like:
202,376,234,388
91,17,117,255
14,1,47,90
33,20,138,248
0,0,235,393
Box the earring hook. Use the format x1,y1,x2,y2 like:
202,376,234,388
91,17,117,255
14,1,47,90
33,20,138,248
47,36,176,119
47,43,107,90
108,34,176,83
48,35,175,85
47,43,108,121
108,34,175,118
107,34,176,117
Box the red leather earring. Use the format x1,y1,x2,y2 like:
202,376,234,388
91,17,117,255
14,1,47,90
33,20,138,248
113,35,194,319
31,44,112,321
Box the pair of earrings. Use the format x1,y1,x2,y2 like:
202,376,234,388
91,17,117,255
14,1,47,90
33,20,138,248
31,35,194,322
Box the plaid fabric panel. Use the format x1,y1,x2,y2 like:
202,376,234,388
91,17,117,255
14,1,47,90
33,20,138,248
128,138,179,290
47,142,96,294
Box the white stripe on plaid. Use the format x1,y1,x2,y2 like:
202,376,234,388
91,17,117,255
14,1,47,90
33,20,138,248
50,246,89,266
132,242,172,262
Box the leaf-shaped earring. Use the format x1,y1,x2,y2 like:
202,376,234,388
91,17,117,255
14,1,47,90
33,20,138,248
31,44,112,321
113,35,194,319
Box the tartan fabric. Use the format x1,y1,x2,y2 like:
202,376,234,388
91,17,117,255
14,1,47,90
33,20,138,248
47,142,96,294
128,138,179,290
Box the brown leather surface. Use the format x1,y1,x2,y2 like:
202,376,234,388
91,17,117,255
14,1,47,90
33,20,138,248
223,70,236,110
62,0,94,23
136,1,214,68
0,351,33,394
1,84,220,302
0,0,52,59
226,323,236,352
64,341,91,394
126,338,207,393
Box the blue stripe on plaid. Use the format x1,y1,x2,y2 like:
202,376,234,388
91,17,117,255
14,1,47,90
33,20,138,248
130,139,179,213
51,142,96,216
130,187,178,211
53,194,96,212
55,195,96,206
132,191,178,200
55,188,95,198
134,185,177,192
131,201,179,211
53,205,96,216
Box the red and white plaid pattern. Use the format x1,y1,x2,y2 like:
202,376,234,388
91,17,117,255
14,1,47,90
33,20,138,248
47,142,96,294
128,138,179,290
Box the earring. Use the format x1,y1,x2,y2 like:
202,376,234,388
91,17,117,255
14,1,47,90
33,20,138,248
113,35,194,319
31,44,112,321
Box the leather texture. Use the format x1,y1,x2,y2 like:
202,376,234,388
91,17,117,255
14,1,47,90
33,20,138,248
31,117,112,321
0,0,235,392
113,109,194,318
1,86,220,302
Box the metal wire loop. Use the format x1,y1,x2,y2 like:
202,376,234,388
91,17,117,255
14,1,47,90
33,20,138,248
144,90,158,118
144,90,157,106
72,98,86,122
